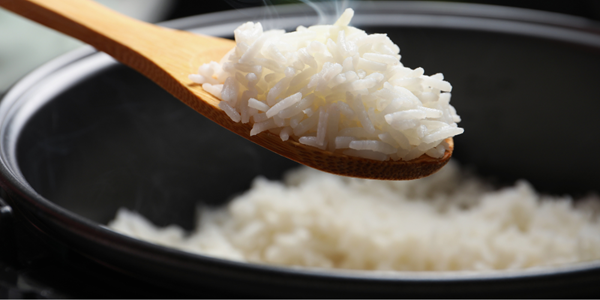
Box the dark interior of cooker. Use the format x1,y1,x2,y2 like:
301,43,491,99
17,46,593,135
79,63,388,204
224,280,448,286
16,25,600,230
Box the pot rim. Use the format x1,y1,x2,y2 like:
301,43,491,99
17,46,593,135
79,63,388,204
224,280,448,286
1,0,600,285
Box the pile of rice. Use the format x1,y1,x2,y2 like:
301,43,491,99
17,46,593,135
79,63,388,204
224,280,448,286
109,161,600,272
190,8,463,161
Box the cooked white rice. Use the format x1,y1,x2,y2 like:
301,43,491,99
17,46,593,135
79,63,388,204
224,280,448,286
190,8,463,161
109,161,600,272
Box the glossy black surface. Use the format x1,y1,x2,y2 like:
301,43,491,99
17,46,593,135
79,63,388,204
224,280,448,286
1,2,600,297
16,64,299,230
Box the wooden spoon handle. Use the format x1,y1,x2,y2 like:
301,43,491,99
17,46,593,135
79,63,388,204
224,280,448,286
0,0,224,65
0,0,234,111
1,0,161,56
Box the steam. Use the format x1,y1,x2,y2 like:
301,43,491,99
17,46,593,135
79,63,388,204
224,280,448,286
298,0,351,24
223,0,353,28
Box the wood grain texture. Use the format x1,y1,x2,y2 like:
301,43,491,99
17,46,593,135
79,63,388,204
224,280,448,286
0,0,453,180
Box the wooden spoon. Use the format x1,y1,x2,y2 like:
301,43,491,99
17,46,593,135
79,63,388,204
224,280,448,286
0,0,453,180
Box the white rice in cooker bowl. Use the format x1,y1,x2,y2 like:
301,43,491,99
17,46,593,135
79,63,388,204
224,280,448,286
190,8,463,161
108,9,600,273
109,160,600,272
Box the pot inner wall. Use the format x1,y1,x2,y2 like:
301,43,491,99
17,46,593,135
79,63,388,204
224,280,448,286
15,64,300,229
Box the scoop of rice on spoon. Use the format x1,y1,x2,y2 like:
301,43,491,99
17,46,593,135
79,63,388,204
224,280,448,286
0,0,462,180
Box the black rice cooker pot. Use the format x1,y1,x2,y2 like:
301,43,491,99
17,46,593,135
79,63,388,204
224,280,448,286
1,1,600,297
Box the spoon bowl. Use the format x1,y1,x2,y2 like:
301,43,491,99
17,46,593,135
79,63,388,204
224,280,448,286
0,0,453,180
